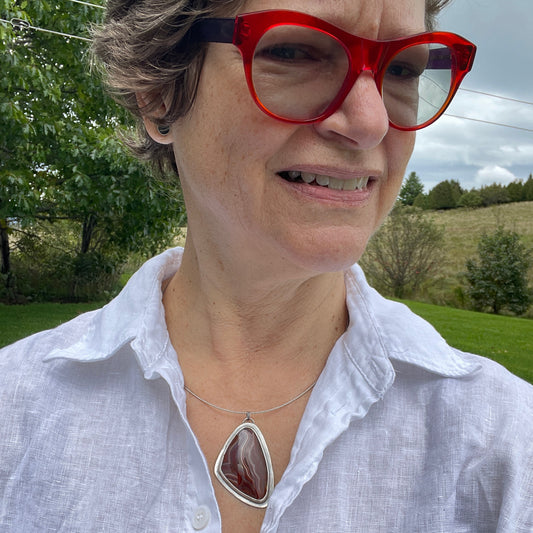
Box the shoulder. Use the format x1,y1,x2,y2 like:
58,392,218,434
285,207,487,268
445,349,533,432
0,246,185,420
0,308,99,390
0,310,100,437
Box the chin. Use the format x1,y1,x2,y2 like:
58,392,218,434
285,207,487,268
278,229,371,275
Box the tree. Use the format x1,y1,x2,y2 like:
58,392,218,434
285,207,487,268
1,0,186,299
399,172,424,206
465,227,532,315
427,180,463,210
506,180,526,203
412,192,430,210
457,190,483,208
524,174,533,201
479,183,510,206
360,206,445,298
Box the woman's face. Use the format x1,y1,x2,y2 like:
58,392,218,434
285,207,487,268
170,0,426,276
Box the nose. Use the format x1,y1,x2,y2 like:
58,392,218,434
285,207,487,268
313,72,390,150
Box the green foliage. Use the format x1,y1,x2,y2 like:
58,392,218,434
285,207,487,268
399,171,424,206
10,220,119,301
524,174,533,201
465,227,532,315
478,183,510,206
457,190,483,208
1,0,186,300
412,192,430,209
360,206,445,299
506,180,526,203
408,173,533,213
427,179,464,210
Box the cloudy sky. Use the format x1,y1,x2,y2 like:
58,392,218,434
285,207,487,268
407,0,533,191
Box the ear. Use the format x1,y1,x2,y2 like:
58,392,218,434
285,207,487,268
136,91,174,145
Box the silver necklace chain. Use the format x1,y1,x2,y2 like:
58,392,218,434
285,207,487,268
184,379,318,416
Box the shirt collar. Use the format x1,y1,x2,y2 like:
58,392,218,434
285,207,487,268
44,248,479,380
44,247,183,374
344,265,480,378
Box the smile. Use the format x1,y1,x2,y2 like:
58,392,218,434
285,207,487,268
279,171,370,191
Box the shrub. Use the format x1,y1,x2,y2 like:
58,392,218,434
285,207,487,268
8,221,122,302
457,191,483,208
464,227,532,315
360,206,445,299
479,183,510,206
427,180,464,210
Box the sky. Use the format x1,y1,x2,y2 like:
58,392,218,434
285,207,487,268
407,0,533,191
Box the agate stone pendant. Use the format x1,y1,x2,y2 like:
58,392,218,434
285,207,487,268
214,417,274,508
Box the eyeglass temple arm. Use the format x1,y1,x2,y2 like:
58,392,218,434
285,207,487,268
427,48,452,69
189,18,235,43
427,44,475,71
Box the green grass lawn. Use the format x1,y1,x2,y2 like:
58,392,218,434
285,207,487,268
0,302,103,349
403,300,533,384
1,300,531,384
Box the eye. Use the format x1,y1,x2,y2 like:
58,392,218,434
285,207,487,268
256,43,320,63
386,61,423,80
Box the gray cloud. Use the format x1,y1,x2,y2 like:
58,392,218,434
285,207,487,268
407,0,533,191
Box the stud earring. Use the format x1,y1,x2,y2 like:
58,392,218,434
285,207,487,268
157,124,170,135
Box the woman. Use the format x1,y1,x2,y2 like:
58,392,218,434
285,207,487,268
1,0,531,531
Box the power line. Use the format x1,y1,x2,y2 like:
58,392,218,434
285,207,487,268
459,87,533,106
444,113,533,133
0,17,91,42
65,0,105,9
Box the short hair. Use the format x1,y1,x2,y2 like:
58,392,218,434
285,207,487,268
91,0,453,176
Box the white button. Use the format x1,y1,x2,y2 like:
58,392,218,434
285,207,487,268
192,505,211,530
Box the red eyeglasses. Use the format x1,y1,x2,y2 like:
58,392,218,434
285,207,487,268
190,10,476,131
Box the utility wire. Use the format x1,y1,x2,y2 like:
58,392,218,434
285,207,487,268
0,18,91,41
65,0,105,9
459,87,533,106
444,113,533,133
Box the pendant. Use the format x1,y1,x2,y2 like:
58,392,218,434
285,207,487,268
214,416,274,508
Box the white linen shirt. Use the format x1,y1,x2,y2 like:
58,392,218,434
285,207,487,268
0,247,532,532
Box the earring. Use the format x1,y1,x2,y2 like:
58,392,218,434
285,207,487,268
157,124,170,135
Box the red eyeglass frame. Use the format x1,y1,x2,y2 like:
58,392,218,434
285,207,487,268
191,10,477,131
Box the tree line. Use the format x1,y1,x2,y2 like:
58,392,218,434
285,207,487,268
400,172,533,210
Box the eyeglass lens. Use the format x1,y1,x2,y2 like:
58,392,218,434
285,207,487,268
251,25,454,128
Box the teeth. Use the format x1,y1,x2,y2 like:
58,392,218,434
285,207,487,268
343,178,358,191
354,177,370,190
284,171,370,190
315,175,330,186
327,177,343,190
301,172,315,184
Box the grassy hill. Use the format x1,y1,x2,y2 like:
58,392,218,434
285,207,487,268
416,201,533,312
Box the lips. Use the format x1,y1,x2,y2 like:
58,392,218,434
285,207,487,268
279,171,370,191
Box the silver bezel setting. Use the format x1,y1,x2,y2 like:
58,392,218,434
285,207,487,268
214,421,274,508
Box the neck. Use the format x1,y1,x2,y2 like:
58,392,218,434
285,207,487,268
163,236,348,406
